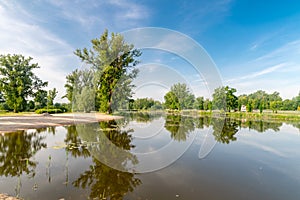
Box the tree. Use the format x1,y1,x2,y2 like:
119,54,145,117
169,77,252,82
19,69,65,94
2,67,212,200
238,94,248,111
47,88,58,106
0,54,47,112
63,69,80,103
212,87,226,110
203,98,212,111
164,91,180,110
212,86,238,111
163,83,195,110
74,30,141,114
169,83,195,109
133,98,155,110
194,96,204,110
270,101,282,113
34,90,47,109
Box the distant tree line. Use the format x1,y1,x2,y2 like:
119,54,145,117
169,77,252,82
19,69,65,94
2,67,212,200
163,83,300,112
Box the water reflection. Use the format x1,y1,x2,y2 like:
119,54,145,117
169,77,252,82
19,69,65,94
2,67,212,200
73,158,141,200
164,115,195,141
0,130,46,177
66,121,141,200
0,113,299,199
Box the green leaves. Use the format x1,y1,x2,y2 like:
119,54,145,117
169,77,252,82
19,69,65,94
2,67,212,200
0,54,48,112
68,30,141,113
164,83,195,110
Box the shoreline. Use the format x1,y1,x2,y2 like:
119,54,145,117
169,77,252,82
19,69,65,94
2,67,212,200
0,113,122,134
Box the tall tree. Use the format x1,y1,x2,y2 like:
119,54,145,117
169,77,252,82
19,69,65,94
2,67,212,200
212,86,237,111
0,54,47,112
194,96,204,110
34,89,47,109
164,91,180,110
74,30,141,113
47,88,58,106
63,69,81,103
164,83,195,110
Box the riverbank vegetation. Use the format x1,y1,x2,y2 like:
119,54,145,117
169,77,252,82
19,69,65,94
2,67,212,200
0,30,299,118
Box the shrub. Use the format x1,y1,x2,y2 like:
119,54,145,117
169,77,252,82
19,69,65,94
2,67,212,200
35,108,63,114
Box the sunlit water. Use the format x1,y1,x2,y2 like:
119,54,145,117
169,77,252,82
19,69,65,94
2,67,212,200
0,112,299,200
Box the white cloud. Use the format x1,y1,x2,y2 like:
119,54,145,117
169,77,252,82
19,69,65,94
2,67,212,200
224,39,300,99
0,1,79,102
46,0,149,30
226,63,287,83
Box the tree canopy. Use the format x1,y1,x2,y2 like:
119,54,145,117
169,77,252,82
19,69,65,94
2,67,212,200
164,83,195,110
65,30,141,113
0,54,48,112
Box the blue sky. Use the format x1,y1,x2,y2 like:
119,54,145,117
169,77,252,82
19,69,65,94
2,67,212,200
0,0,299,101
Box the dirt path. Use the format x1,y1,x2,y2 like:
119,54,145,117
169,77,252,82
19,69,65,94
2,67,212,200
0,113,122,133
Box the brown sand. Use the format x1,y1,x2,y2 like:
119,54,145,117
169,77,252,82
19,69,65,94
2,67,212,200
0,113,122,133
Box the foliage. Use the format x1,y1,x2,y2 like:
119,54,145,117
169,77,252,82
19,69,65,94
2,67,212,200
164,115,195,141
35,108,63,114
212,118,238,144
47,88,58,106
164,91,180,110
0,54,47,112
194,96,204,110
72,30,141,114
203,98,212,111
164,83,195,110
34,90,47,109
132,98,156,110
212,86,238,111
0,130,46,177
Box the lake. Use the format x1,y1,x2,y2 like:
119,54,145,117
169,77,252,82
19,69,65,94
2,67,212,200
0,112,300,200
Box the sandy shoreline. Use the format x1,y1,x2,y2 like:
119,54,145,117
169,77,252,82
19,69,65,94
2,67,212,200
0,113,122,134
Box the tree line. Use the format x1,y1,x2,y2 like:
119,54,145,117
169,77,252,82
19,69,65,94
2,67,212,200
1,30,299,113
163,83,300,112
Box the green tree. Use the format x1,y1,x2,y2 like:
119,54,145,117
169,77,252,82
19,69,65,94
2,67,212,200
74,30,141,114
194,96,204,110
47,88,58,106
281,99,295,110
169,83,195,109
203,98,212,111
164,91,180,110
238,94,248,111
133,98,155,110
63,69,80,103
34,90,47,109
270,101,282,113
212,86,237,111
0,54,48,112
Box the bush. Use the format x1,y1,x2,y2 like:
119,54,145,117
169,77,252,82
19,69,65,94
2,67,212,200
35,108,63,114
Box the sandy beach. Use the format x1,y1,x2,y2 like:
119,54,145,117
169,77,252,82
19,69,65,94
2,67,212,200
0,113,122,133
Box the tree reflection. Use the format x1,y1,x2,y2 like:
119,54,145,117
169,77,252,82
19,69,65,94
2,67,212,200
238,120,282,132
0,131,46,177
64,125,90,158
120,111,163,123
211,118,238,144
68,120,141,199
73,158,141,200
194,116,211,129
164,115,195,141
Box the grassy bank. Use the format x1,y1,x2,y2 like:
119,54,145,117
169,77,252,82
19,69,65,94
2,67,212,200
165,109,300,122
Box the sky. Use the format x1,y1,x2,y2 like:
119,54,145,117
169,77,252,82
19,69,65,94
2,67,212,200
0,0,300,102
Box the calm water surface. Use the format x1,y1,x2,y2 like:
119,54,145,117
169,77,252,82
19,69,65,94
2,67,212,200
0,112,300,200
